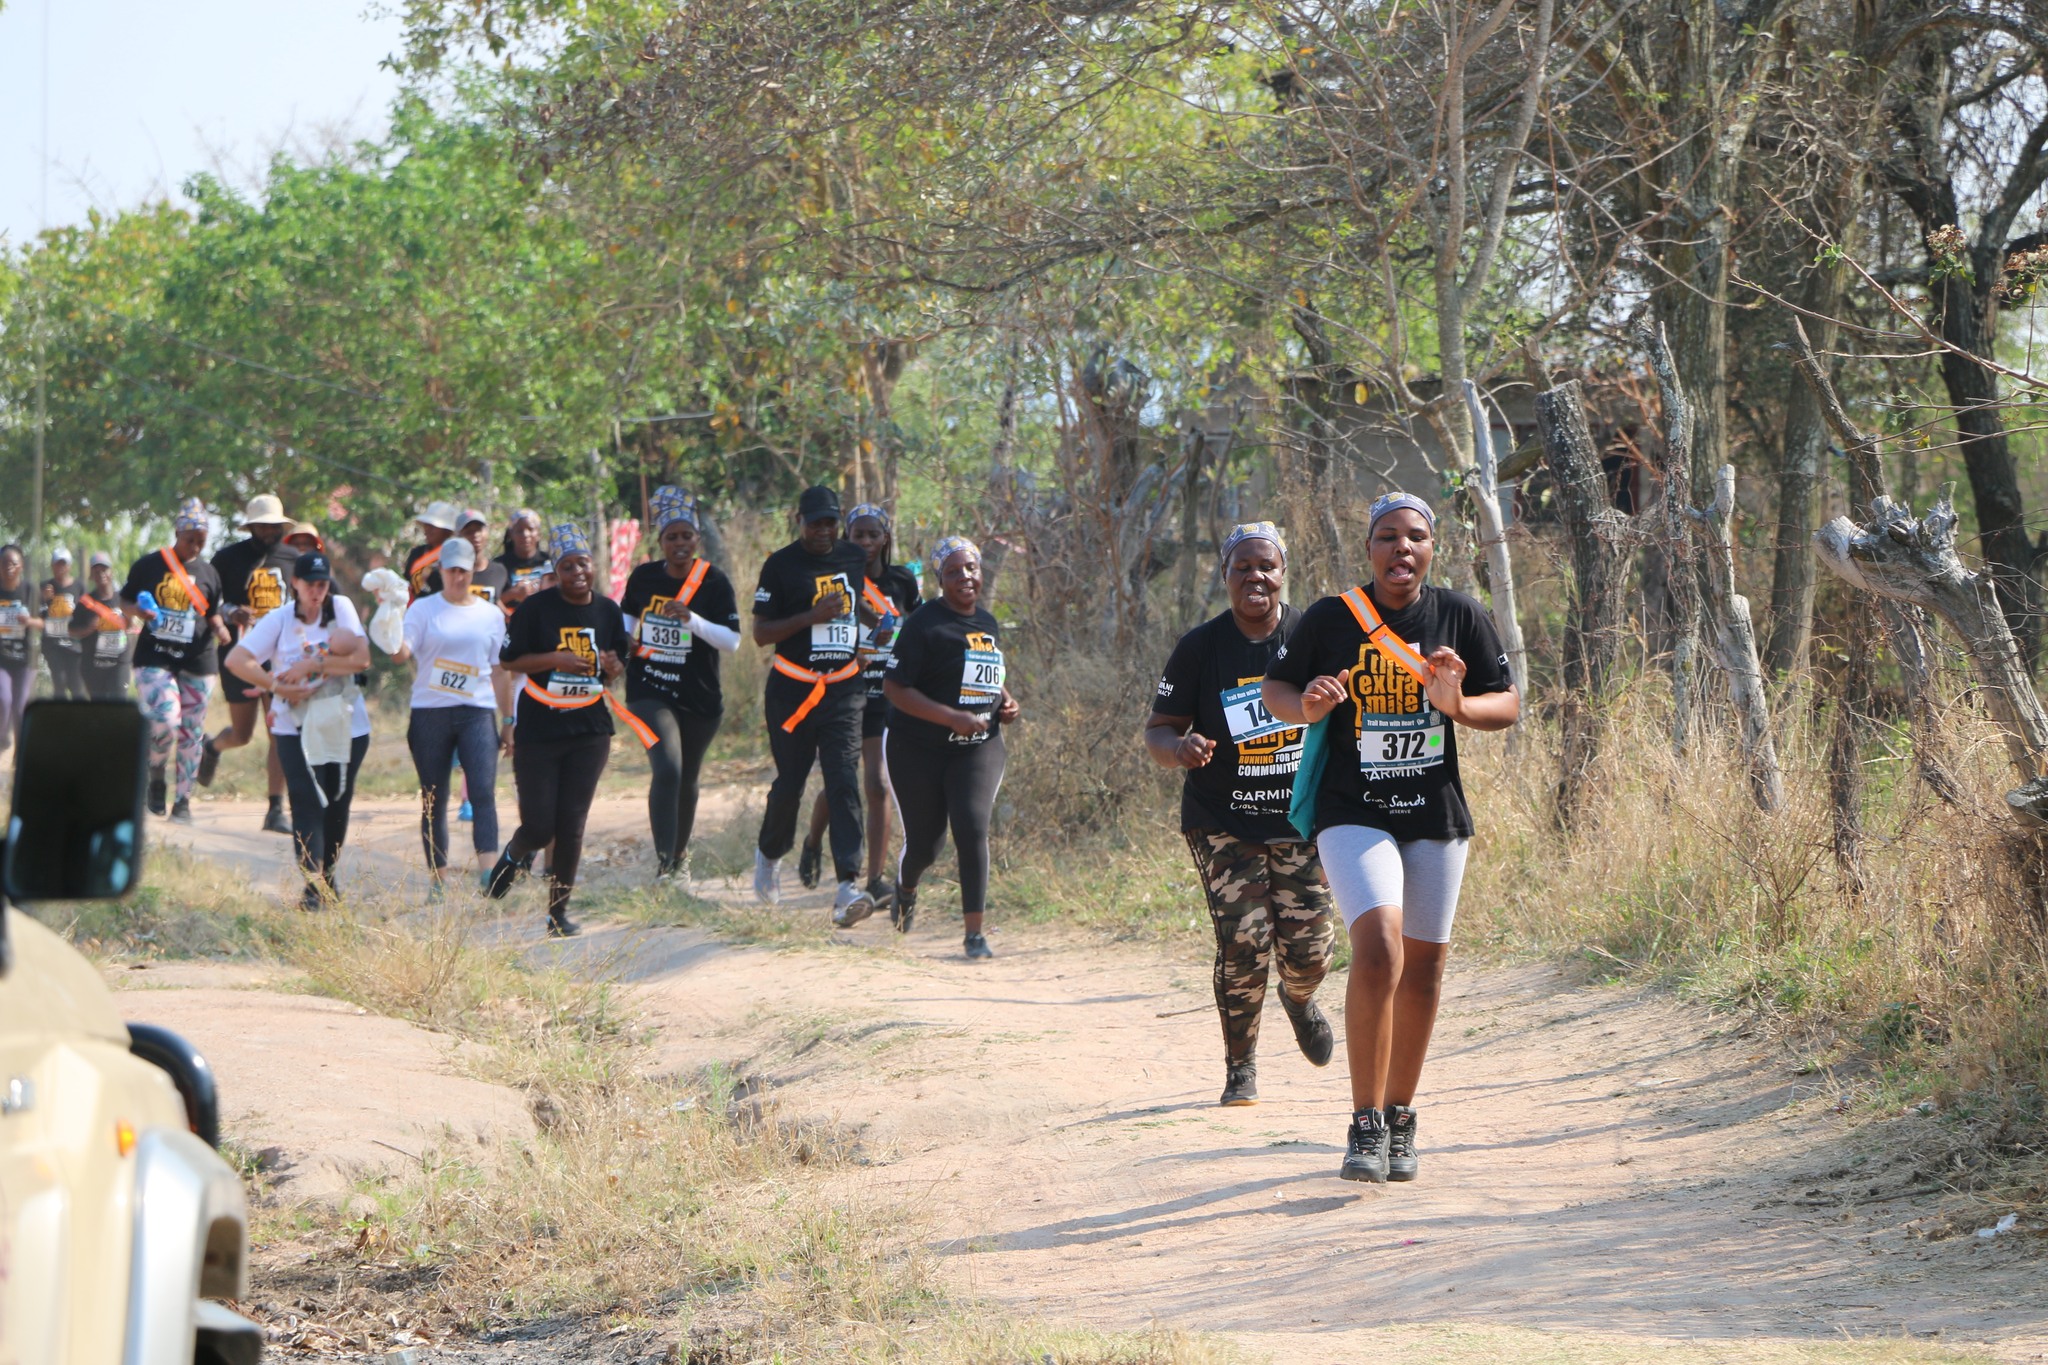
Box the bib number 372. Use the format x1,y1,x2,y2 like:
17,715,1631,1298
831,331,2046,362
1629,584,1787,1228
1358,713,1446,775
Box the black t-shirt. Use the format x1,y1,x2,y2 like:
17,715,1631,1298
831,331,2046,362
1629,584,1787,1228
501,587,632,742
0,584,31,667
884,600,1005,749
1154,605,1305,844
1265,584,1510,841
120,550,224,675
404,543,441,602
212,535,300,642
424,558,509,604
495,551,554,605
861,564,922,701
71,587,133,676
40,578,81,656
752,539,871,676
619,558,742,715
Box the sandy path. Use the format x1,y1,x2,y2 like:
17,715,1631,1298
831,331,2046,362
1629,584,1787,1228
135,797,2048,1360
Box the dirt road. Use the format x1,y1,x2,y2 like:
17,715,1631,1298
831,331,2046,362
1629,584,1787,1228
130,797,2048,1361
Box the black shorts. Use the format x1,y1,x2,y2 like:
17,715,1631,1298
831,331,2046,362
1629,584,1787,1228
220,660,269,705
862,694,889,740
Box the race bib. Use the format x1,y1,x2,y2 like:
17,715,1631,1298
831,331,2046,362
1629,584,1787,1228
547,670,602,701
96,628,128,660
1358,711,1446,776
154,608,199,645
959,647,1005,707
639,610,692,662
1221,682,1289,746
428,658,480,699
0,605,24,638
811,616,857,657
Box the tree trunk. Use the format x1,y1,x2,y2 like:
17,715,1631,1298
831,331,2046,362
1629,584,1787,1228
1703,464,1787,811
1538,380,1631,831
1764,351,1833,679
1461,380,1529,698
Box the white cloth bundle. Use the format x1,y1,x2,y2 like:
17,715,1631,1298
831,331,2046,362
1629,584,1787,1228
361,567,410,656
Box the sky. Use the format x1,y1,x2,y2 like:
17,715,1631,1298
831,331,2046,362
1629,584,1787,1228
0,0,407,249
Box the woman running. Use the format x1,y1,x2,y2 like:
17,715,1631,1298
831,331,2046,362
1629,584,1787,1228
486,524,634,938
226,551,373,909
1262,492,1519,1184
880,536,1020,957
39,548,86,701
68,552,135,701
1145,523,1336,1107
122,499,229,821
394,538,515,896
0,545,37,753
495,510,555,612
620,487,743,886
800,504,920,910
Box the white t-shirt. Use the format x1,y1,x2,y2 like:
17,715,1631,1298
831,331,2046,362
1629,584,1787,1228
237,595,371,738
404,592,506,711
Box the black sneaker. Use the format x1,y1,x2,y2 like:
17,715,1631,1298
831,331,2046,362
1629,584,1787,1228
299,882,327,913
147,768,167,818
891,885,917,933
484,852,520,900
1281,992,1335,1067
868,877,897,913
262,797,291,835
1219,1061,1258,1107
1341,1108,1389,1184
169,798,193,824
797,839,823,890
963,931,994,960
196,738,221,787
547,912,580,938
1384,1104,1418,1182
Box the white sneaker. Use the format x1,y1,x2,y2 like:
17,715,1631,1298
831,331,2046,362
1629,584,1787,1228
753,850,782,905
831,880,876,927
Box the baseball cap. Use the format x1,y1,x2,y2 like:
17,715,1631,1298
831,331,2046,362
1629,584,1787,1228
51,546,73,563
438,538,477,571
89,551,112,569
292,552,333,582
797,485,842,523
239,493,291,527
459,507,488,530
415,500,459,532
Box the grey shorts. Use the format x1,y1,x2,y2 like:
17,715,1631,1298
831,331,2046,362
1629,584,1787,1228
1314,824,1471,943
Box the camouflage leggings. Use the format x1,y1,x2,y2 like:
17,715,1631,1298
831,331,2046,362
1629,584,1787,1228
1185,830,1337,1064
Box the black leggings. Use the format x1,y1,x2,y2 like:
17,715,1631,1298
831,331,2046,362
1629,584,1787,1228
759,676,865,882
44,648,87,700
506,732,611,917
884,729,1005,917
274,732,369,892
626,697,721,872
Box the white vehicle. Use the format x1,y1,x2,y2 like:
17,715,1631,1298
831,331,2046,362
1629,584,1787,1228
1,700,263,1364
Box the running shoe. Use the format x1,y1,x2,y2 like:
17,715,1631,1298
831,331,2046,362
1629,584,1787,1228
262,797,291,835
1281,992,1335,1067
426,878,447,905
298,882,328,913
1341,1108,1390,1184
484,851,521,900
753,850,783,905
797,839,823,890
147,768,167,818
458,798,474,823
832,880,876,927
196,738,221,787
1384,1104,1419,1182
1220,1061,1259,1107
546,912,580,938
170,798,193,824
891,885,917,933
867,877,897,913
963,931,994,960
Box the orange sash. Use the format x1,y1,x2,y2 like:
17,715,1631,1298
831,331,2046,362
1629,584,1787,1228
770,655,862,732
79,593,126,627
160,546,210,616
1340,587,1431,688
519,676,660,749
862,578,893,618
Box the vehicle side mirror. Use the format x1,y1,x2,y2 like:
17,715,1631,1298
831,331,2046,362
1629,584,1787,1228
3,700,149,909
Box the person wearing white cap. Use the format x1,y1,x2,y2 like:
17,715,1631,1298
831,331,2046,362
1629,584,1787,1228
405,500,461,603
200,492,298,834
39,546,87,700
121,497,230,820
67,551,134,701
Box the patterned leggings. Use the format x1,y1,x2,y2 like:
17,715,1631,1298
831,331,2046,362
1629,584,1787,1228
136,667,215,803
1185,830,1338,1065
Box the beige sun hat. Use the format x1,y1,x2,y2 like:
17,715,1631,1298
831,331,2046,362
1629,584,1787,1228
239,493,291,526
285,520,325,550
415,500,460,532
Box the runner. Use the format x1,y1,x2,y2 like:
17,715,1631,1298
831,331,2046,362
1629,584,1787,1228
485,523,636,938
404,501,460,601
0,545,36,753
122,499,229,820
620,486,742,886
750,485,874,922
39,548,86,701
283,521,325,554
1144,523,1336,1106
494,509,554,612
1262,492,1519,1184
881,535,1021,958
199,494,298,834
68,552,135,701
395,538,515,896
225,551,373,909
798,503,920,912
